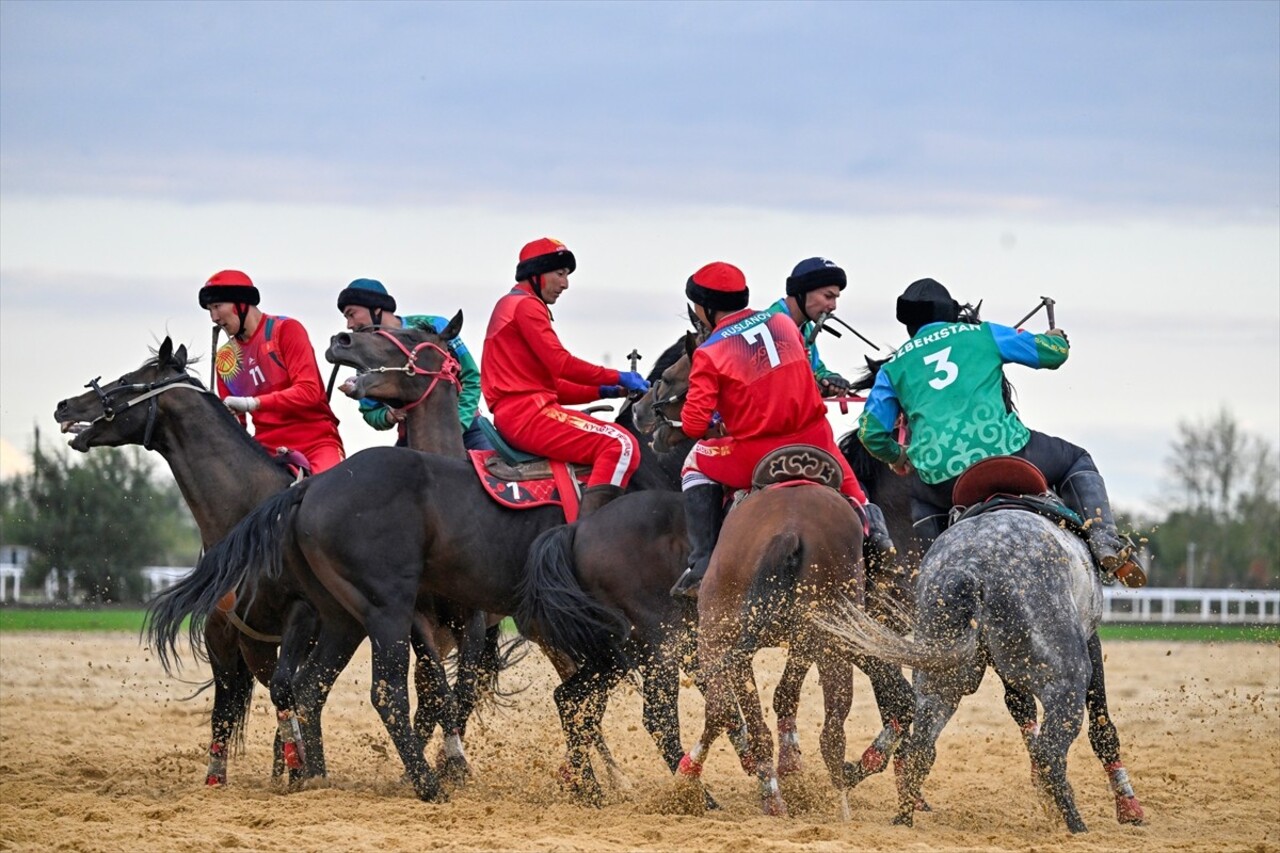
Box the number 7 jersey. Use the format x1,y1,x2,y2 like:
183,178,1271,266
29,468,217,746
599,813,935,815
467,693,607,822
859,320,1069,484
683,308,829,442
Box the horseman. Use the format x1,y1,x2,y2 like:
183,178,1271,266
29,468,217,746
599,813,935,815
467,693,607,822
337,277,493,451
858,277,1144,586
768,256,895,554
200,269,345,473
481,237,650,517
653,261,881,600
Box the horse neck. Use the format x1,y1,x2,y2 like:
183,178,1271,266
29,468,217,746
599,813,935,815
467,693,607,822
615,404,686,492
400,387,466,459
151,393,292,546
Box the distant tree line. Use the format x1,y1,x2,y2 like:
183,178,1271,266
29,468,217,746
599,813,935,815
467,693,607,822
0,409,1275,604
0,431,199,603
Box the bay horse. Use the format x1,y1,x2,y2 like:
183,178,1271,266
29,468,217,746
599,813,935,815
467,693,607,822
146,333,693,802
836,347,1146,827
54,338,314,786
673,468,867,819
630,335,918,805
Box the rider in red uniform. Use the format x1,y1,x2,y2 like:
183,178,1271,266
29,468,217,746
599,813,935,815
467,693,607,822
481,238,650,517
655,261,873,599
199,270,345,473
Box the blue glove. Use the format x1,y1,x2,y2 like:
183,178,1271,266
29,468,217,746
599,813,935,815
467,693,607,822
617,371,650,393
598,385,625,399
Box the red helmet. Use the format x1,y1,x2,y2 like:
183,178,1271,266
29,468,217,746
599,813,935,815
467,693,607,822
515,238,576,282
685,262,749,313
199,270,261,308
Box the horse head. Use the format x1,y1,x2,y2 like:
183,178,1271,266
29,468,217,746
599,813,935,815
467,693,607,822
326,311,463,412
632,329,701,435
53,336,204,452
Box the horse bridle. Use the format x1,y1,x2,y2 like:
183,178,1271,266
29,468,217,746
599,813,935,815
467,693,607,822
647,377,688,431
359,329,461,413
82,371,211,450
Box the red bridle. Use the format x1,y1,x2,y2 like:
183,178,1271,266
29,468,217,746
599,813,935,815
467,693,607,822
365,329,462,413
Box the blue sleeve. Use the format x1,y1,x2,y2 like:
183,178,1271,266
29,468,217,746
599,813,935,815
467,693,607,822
990,322,1045,368
857,368,904,464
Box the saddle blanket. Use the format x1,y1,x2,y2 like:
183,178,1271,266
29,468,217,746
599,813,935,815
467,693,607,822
468,449,588,511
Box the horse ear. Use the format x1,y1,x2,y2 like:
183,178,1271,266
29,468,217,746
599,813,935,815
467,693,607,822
442,310,463,340
684,332,697,360
173,344,189,369
158,337,173,365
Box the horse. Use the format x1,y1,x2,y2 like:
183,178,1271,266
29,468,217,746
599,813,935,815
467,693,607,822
671,455,871,818
145,333,695,803
836,347,1146,828
631,336,918,805
54,338,315,786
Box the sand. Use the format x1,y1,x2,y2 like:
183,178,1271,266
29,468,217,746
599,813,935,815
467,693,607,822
1,632,1277,852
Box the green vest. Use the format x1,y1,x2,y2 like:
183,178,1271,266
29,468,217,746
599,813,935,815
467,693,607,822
880,322,1031,484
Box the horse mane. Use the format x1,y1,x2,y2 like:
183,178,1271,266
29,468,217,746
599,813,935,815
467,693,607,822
646,336,689,383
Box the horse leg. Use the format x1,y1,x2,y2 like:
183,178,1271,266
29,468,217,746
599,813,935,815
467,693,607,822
367,618,443,802
290,618,364,788
845,652,918,803
773,651,809,777
1030,678,1088,833
731,656,787,817
410,627,446,746
893,676,965,827
204,626,254,787
267,601,319,782
1084,632,1145,824
437,611,490,785
816,654,855,820
640,648,684,775
551,649,625,806
999,678,1055,815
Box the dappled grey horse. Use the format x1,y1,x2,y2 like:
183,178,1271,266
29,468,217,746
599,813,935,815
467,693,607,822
819,507,1113,833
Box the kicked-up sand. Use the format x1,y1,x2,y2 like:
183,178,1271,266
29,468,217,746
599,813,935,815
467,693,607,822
1,632,1277,852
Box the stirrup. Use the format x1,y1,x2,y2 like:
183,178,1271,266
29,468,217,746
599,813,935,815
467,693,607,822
1113,559,1147,588
670,567,701,601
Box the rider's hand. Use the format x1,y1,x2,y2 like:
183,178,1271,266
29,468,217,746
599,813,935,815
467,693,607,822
223,396,260,413
617,371,650,394
598,385,626,399
1047,327,1069,343
819,373,852,396
889,447,913,476
650,422,683,452
387,407,407,424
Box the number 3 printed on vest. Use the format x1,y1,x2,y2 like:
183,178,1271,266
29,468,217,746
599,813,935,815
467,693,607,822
924,346,958,390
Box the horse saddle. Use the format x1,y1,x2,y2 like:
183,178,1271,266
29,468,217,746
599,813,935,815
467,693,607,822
949,456,1083,531
750,444,844,491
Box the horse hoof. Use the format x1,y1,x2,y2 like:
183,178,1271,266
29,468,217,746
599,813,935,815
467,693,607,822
761,794,788,817
913,796,932,812
891,811,914,827
438,756,471,787
205,774,225,787
1115,794,1145,825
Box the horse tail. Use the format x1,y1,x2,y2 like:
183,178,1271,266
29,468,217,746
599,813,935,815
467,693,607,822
816,571,980,673
145,486,305,675
513,523,630,667
739,531,804,652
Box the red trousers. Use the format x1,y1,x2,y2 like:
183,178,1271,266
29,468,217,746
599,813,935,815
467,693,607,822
496,400,640,489
682,419,867,504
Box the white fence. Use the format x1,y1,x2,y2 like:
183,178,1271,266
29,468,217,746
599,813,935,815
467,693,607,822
1102,587,1280,624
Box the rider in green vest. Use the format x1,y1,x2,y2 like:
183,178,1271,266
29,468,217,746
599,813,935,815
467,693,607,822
859,277,1144,586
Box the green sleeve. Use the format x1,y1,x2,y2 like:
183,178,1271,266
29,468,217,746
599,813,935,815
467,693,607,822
359,398,395,431
857,409,902,465
453,346,482,429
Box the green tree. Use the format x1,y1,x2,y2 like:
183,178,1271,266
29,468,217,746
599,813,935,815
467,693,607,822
1147,408,1279,588
2,431,200,603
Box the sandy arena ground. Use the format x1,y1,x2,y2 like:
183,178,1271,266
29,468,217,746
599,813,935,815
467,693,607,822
1,632,1276,852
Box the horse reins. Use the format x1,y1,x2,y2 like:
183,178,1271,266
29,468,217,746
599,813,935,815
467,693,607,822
83,373,211,450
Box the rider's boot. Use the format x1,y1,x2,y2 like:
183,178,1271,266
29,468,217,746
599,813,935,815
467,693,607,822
670,483,725,601
1061,471,1146,588
577,484,624,519
862,501,896,555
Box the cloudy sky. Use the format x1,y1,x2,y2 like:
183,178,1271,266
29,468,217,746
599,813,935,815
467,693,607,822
2,1,1277,515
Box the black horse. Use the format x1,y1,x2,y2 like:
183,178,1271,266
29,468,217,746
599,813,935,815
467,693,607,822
146,335,694,802
54,338,315,786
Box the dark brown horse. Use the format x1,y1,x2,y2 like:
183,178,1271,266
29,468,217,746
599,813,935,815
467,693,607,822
146,335,693,802
54,338,312,786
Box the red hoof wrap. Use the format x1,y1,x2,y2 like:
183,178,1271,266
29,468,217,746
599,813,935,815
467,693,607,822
283,741,303,771
860,746,887,774
677,754,703,779
1116,793,1145,825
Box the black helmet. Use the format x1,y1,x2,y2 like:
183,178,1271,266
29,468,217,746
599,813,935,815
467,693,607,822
897,278,960,336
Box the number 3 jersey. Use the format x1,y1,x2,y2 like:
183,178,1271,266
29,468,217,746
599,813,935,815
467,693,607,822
683,308,828,442
859,321,1069,484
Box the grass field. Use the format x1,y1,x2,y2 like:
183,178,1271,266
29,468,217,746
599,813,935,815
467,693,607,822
0,608,1275,643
